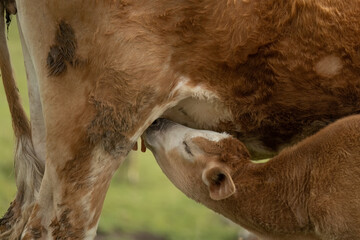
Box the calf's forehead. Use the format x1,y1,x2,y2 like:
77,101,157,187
191,134,244,157
191,136,228,154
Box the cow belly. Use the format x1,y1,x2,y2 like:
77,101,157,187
162,97,233,131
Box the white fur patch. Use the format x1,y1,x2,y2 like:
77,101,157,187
314,55,343,78
202,171,210,186
132,76,232,147
84,225,98,240
18,19,47,164
130,77,193,142
146,121,230,162
15,136,44,202
188,130,229,143
163,81,233,130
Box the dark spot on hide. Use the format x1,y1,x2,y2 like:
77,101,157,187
87,70,157,156
87,98,133,156
0,201,15,233
50,208,84,239
47,21,83,76
29,227,43,239
47,46,67,76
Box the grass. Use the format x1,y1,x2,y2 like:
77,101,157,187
0,20,242,239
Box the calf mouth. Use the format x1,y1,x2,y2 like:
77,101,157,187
146,118,176,132
143,118,176,149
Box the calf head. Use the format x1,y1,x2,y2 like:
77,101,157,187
144,119,251,201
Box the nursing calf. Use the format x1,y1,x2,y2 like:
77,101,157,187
144,116,360,240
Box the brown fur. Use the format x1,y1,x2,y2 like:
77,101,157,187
50,208,84,239
0,201,15,234
2,0,360,238
145,116,360,240
169,0,360,154
21,205,44,240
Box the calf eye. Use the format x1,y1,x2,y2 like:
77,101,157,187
183,141,193,156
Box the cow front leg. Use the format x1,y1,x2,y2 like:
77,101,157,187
20,75,188,239
20,104,136,239
22,144,126,239
19,85,130,239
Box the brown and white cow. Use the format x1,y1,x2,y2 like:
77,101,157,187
1,0,360,239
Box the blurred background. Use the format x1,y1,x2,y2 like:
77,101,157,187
0,19,243,240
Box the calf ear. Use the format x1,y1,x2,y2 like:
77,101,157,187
202,165,236,200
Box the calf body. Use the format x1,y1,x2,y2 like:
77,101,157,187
144,116,360,240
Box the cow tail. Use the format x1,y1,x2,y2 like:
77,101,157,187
0,2,44,238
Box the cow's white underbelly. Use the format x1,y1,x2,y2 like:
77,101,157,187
162,79,233,132
163,97,233,130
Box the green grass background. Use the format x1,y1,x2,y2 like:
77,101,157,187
0,20,242,239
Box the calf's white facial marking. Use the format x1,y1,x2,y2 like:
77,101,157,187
314,55,343,78
144,119,229,162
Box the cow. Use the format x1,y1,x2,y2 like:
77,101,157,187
0,0,360,239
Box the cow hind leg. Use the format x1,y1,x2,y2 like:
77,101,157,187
0,3,44,239
22,142,123,239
